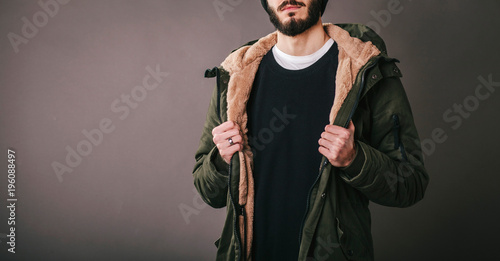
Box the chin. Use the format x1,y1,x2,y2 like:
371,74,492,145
282,13,305,22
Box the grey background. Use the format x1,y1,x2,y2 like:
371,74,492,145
0,0,499,260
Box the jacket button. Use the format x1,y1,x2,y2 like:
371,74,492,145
347,250,354,256
321,193,326,199
371,74,378,80
393,68,399,73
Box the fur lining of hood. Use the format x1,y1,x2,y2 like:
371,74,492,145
220,23,381,260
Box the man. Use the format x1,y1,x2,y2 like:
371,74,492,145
193,0,429,260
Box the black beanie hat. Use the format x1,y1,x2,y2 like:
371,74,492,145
261,0,329,16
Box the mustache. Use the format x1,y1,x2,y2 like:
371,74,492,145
277,0,306,11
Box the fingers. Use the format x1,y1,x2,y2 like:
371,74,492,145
216,134,243,151
212,121,239,136
320,131,346,146
318,145,339,162
213,128,240,145
218,135,243,164
219,142,242,163
319,122,356,167
320,125,350,149
324,125,350,139
212,121,243,164
212,121,239,143
318,134,344,154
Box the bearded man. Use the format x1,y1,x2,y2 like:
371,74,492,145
193,0,429,260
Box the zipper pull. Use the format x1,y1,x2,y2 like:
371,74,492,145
319,159,328,172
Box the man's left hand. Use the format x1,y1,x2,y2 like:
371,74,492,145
318,121,356,168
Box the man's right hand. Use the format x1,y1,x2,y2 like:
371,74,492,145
212,121,243,164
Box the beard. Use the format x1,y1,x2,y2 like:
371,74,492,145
267,0,322,37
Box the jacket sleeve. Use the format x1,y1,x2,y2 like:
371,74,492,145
340,76,429,208
192,85,230,209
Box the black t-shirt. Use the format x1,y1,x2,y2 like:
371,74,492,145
247,42,339,260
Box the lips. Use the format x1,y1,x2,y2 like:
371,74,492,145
282,5,301,11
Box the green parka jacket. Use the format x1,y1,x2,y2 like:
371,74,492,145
193,23,429,261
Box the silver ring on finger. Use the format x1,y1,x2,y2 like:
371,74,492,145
228,137,234,146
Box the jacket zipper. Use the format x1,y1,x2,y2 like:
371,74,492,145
228,161,243,261
215,67,222,123
297,57,381,245
209,66,243,260
219,72,243,260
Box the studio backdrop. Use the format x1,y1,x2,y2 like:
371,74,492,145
0,0,499,260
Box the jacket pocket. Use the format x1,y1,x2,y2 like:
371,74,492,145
336,218,368,260
392,114,408,161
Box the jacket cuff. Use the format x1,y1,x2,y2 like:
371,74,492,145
211,147,230,175
340,141,366,179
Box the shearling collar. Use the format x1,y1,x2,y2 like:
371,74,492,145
221,23,381,127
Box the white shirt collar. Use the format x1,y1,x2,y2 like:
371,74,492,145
272,38,335,70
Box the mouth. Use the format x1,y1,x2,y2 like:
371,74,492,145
281,5,302,12
280,5,302,12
